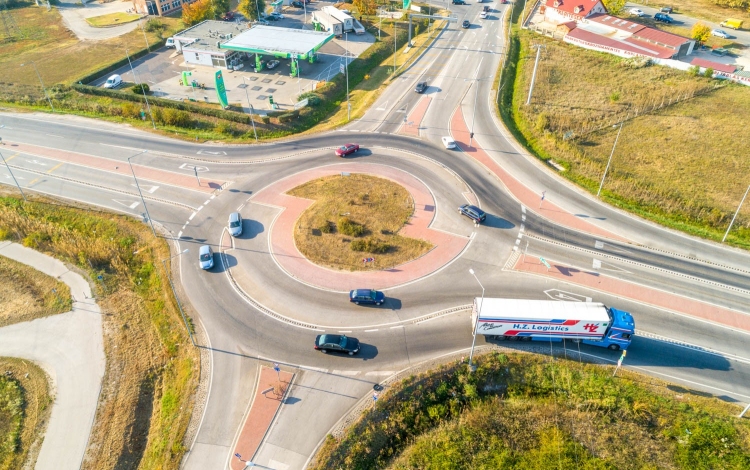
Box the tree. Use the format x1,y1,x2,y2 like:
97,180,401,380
212,0,230,18
182,0,213,25
691,22,711,45
353,0,376,16
238,0,266,21
602,0,626,15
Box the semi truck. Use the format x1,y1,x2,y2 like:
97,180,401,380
312,9,343,37
471,298,635,350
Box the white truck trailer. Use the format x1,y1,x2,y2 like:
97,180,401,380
312,9,343,37
471,298,635,350
323,6,354,32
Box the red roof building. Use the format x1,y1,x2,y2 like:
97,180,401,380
690,57,737,74
565,27,677,59
541,0,607,23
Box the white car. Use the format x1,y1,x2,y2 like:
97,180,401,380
480,11,487,18
270,12,284,19
102,74,122,89
441,136,457,149
165,37,175,48
628,8,645,17
712,29,730,39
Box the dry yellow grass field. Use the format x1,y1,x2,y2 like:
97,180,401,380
0,255,72,328
509,29,750,245
0,357,52,470
288,174,433,271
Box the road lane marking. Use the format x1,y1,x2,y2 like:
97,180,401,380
188,211,196,220
390,325,404,329
177,231,182,239
47,162,64,173
338,330,352,333
45,134,64,138
364,329,379,332
331,370,360,376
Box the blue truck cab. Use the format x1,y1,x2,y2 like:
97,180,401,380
582,307,635,351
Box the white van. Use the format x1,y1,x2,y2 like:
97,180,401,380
165,37,175,48
103,74,122,89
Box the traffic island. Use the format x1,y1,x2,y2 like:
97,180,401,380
231,366,295,470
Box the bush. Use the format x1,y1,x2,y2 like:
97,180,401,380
703,67,714,78
145,19,166,33
687,65,701,77
131,83,150,94
337,217,365,237
350,237,390,253
319,221,333,234
278,112,298,123
297,92,322,107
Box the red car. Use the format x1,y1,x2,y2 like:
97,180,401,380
335,143,359,157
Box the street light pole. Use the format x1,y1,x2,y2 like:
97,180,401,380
126,48,156,130
597,119,625,197
139,18,151,52
525,44,544,105
128,151,157,237
22,62,54,112
161,249,195,346
378,9,382,39
241,77,259,142
345,32,350,121
723,183,750,243
468,268,485,371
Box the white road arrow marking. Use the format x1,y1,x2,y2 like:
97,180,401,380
26,159,48,166
113,199,140,209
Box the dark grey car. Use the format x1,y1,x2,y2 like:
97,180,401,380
314,334,360,355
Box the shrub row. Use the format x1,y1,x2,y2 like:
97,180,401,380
350,238,390,253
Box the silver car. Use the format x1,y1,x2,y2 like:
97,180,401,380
199,245,214,270
228,212,243,237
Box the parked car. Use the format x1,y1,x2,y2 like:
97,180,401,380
291,0,304,7
441,136,456,149
660,6,673,13
199,245,214,270
720,19,743,30
265,14,279,21
228,212,243,237
415,81,427,93
712,29,730,39
254,18,270,25
222,11,234,21
480,11,487,18
165,37,176,48
335,143,359,157
462,19,471,28
350,289,385,306
266,59,280,69
628,8,645,17
270,12,284,19
452,0,466,4
314,334,360,355
482,5,490,12
458,204,486,223
654,13,673,23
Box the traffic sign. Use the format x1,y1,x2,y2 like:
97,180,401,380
539,257,551,269
340,63,346,74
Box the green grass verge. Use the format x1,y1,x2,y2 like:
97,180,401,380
496,11,750,250
0,195,199,470
311,352,750,469
85,12,142,27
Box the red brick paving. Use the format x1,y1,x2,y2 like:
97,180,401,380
231,367,294,470
251,163,469,290
6,141,225,193
400,96,432,136
449,109,627,242
514,255,750,333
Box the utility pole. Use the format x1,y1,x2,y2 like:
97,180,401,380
597,119,625,197
128,151,156,237
393,21,397,75
723,184,750,243
345,32,350,121
241,77,259,142
21,61,54,112
525,44,544,105
468,268,485,372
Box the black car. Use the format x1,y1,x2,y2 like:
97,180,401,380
482,5,489,12
458,204,486,223
415,81,427,93
291,0,303,7
350,289,385,306
654,13,673,23
462,19,471,28
660,6,673,13
452,0,466,4
315,334,360,355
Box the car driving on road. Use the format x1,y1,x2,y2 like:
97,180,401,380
199,245,214,270
415,81,427,93
335,143,360,157
462,19,471,28
712,29,730,39
350,289,385,305
654,13,673,23
103,74,122,89
458,204,486,223
314,334,360,355
228,212,243,237
441,136,456,149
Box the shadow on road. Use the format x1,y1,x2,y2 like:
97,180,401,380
483,214,515,230
239,219,265,240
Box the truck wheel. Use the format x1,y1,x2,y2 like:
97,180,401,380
522,337,532,342
495,335,504,341
509,336,518,341
608,344,620,351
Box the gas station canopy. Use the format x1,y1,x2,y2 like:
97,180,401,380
220,25,335,60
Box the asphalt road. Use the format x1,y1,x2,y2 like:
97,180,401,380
2,1,750,468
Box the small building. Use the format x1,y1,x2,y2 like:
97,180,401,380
630,27,694,58
541,0,607,23
173,20,247,69
690,57,737,74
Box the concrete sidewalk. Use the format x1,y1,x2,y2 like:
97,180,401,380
0,241,105,470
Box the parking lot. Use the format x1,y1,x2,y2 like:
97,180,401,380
91,1,375,114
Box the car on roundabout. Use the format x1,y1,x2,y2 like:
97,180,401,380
415,81,428,93
458,204,486,223
350,289,385,306
314,334,360,355
199,245,214,270
335,143,360,157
